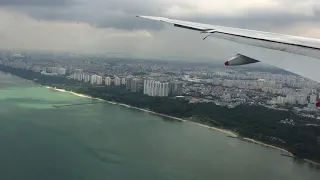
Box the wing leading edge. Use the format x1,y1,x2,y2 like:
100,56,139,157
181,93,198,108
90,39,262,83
137,15,320,83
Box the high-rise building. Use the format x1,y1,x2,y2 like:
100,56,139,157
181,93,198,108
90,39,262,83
285,94,296,104
297,95,307,105
52,67,58,74
46,67,53,73
90,74,98,84
309,94,317,104
170,82,183,96
105,76,112,86
121,78,126,85
77,73,84,81
71,69,84,81
126,78,132,90
71,72,83,81
161,82,170,96
58,68,66,75
144,80,169,97
96,75,103,85
83,74,90,83
50,67,66,75
32,66,42,73
137,79,144,92
114,76,121,86
131,79,140,92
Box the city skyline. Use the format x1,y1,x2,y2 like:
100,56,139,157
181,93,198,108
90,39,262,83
2,51,320,117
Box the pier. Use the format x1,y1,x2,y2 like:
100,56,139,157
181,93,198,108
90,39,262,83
52,102,106,108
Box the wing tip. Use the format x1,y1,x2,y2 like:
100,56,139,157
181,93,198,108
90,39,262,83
136,15,149,19
135,15,164,21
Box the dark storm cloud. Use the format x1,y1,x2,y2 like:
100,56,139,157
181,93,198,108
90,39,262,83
2,0,320,31
0,0,72,6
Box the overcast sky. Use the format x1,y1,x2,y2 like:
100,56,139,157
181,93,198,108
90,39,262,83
0,0,319,61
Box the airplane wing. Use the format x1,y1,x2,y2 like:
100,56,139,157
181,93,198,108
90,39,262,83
136,15,320,83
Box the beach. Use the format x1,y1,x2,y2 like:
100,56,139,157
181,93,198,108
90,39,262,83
242,138,293,155
41,86,320,166
45,86,238,137
44,86,300,156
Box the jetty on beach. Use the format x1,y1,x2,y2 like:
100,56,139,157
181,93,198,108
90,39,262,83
52,102,106,108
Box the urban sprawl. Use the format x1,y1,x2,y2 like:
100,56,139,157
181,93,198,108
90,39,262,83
1,51,320,119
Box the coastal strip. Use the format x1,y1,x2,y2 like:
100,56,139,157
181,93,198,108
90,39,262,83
3,72,318,165
45,86,238,137
45,86,295,154
304,159,320,166
46,86,320,165
242,138,293,156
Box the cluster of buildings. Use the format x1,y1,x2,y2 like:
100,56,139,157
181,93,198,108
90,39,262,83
41,67,66,76
2,51,320,113
1,58,66,76
143,80,170,97
181,72,320,109
68,69,182,97
270,93,318,107
70,69,125,86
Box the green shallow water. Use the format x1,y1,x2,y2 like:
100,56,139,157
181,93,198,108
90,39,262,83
0,72,319,180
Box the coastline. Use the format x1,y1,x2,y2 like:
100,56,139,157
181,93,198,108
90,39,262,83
2,68,319,165
45,86,296,156
45,86,238,137
242,138,293,156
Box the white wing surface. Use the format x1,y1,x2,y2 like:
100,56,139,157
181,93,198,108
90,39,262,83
137,15,320,83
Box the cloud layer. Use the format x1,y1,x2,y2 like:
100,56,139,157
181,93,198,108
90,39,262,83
2,0,320,30
0,0,319,60
0,0,71,6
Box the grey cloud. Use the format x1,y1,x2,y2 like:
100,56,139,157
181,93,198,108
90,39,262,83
96,15,164,30
12,0,167,30
0,0,72,6
4,0,320,31
20,5,164,30
185,7,320,30
314,4,320,16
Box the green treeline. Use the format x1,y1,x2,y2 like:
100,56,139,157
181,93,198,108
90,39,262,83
1,65,320,163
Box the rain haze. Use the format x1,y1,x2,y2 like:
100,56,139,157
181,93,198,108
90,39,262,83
0,0,319,60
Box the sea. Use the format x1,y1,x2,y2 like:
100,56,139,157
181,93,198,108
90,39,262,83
0,72,318,180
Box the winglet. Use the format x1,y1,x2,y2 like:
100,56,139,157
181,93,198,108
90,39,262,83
137,15,171,21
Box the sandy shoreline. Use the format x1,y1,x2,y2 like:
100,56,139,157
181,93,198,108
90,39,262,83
304,159,320,166
242,138,293,155
45,86,238,137
46,86,308,161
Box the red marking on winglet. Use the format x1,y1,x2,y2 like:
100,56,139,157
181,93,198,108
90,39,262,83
224,61,229,66
316,101,320,107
